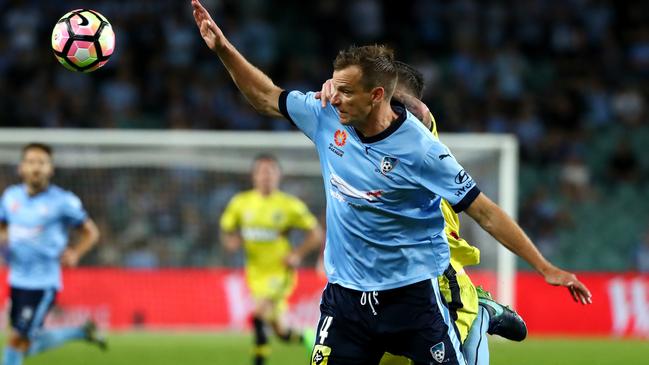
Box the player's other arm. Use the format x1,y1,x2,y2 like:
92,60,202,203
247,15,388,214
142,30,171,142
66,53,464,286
219,196,243,254
220,231,243,253
61,218,100,267
0,222,6,245
465,193,592,304
191,0,283,118
285,224,323,268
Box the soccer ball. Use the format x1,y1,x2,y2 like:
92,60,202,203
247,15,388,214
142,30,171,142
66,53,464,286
51,9,115,72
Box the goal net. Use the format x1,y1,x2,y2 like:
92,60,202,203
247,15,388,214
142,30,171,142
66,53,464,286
0,129,518,308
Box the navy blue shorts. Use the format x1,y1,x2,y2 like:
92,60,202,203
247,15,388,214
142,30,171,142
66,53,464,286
310,280,465,365
9,287,57,338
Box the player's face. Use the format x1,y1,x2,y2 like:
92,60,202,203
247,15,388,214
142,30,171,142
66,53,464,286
331,66,374,126
252,159,280,195
19,148,53,190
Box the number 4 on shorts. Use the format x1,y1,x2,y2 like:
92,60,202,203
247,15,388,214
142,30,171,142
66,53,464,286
319,316,333,344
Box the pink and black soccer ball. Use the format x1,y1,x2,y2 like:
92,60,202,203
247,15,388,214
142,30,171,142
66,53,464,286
51,9,115,72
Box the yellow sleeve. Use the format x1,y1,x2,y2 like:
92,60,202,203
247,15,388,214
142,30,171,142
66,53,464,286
287,196,317,230
430,112,439,139
219,194,242,232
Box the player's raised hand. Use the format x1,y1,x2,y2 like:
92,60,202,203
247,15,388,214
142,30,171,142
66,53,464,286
191,0,225,52
543,266,593,305
392,89,433,129
315,79,335,108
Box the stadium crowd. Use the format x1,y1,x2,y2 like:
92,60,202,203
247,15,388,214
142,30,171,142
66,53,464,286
0,0,647,270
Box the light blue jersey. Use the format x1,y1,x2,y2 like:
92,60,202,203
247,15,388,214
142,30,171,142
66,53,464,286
0,184,87,290
279,91,480,291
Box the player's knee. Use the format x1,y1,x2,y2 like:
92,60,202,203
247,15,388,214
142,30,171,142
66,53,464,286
8,333,30,351
252,299,274,319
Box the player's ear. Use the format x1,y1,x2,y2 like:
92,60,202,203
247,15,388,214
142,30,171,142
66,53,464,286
370,87,385,104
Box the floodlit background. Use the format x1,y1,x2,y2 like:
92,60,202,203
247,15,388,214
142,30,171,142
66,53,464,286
1,0,648,364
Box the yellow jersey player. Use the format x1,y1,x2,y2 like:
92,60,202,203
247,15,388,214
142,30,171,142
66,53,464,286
220,154,323,365
378,62,529,365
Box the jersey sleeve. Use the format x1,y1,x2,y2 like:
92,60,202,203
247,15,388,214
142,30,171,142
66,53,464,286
278,90,323,141
62,192,88,227
219,195,242,233
419,142,481,213
287,197,318,230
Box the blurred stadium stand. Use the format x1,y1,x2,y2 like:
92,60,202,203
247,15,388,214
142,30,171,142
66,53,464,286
0,0,648,271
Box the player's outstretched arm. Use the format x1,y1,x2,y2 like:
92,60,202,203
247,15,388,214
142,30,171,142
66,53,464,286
190,0,283,118
61,218,100,267
465,193,593,305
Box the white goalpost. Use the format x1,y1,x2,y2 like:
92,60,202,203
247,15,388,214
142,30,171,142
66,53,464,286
0,128,518,305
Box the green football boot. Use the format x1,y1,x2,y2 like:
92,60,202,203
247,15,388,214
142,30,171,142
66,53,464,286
476,286,527,341
83,320,108,351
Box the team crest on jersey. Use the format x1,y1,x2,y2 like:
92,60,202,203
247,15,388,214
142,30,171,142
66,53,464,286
430,342,445,363
334,130,347,147
311,345,331,365
380,156,398,174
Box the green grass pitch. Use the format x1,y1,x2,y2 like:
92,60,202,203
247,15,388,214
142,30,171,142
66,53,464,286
6,332,647,365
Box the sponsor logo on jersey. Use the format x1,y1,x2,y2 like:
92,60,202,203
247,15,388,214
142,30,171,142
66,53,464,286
454,170,469,184
241,227,280,241
328,143,345,157
330,173,382,202
334,130,347,147
454,181,474,197
380,156,398,174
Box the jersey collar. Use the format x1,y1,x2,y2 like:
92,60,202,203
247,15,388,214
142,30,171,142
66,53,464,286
354,101,407,144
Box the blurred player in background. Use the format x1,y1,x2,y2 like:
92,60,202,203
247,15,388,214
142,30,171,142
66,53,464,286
192,1,591,363
220,154,323,365
0,143,105,365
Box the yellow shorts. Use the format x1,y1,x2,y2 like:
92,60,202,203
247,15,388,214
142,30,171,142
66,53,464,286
247,269,296,319
438,271,478,343
379,272,478,365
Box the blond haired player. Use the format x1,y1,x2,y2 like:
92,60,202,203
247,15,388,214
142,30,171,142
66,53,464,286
220,154,323,365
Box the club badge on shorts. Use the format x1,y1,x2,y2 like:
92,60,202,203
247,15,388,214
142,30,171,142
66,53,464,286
430,342,445,363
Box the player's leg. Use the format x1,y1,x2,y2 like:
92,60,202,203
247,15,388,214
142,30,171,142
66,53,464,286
463,305,490,365
2,331,29,365
251,298,272,365
439,265,479,344
268,279,304,345
28,319,107,355
309,283,383,365
476,286,527,341
2,287,54,365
